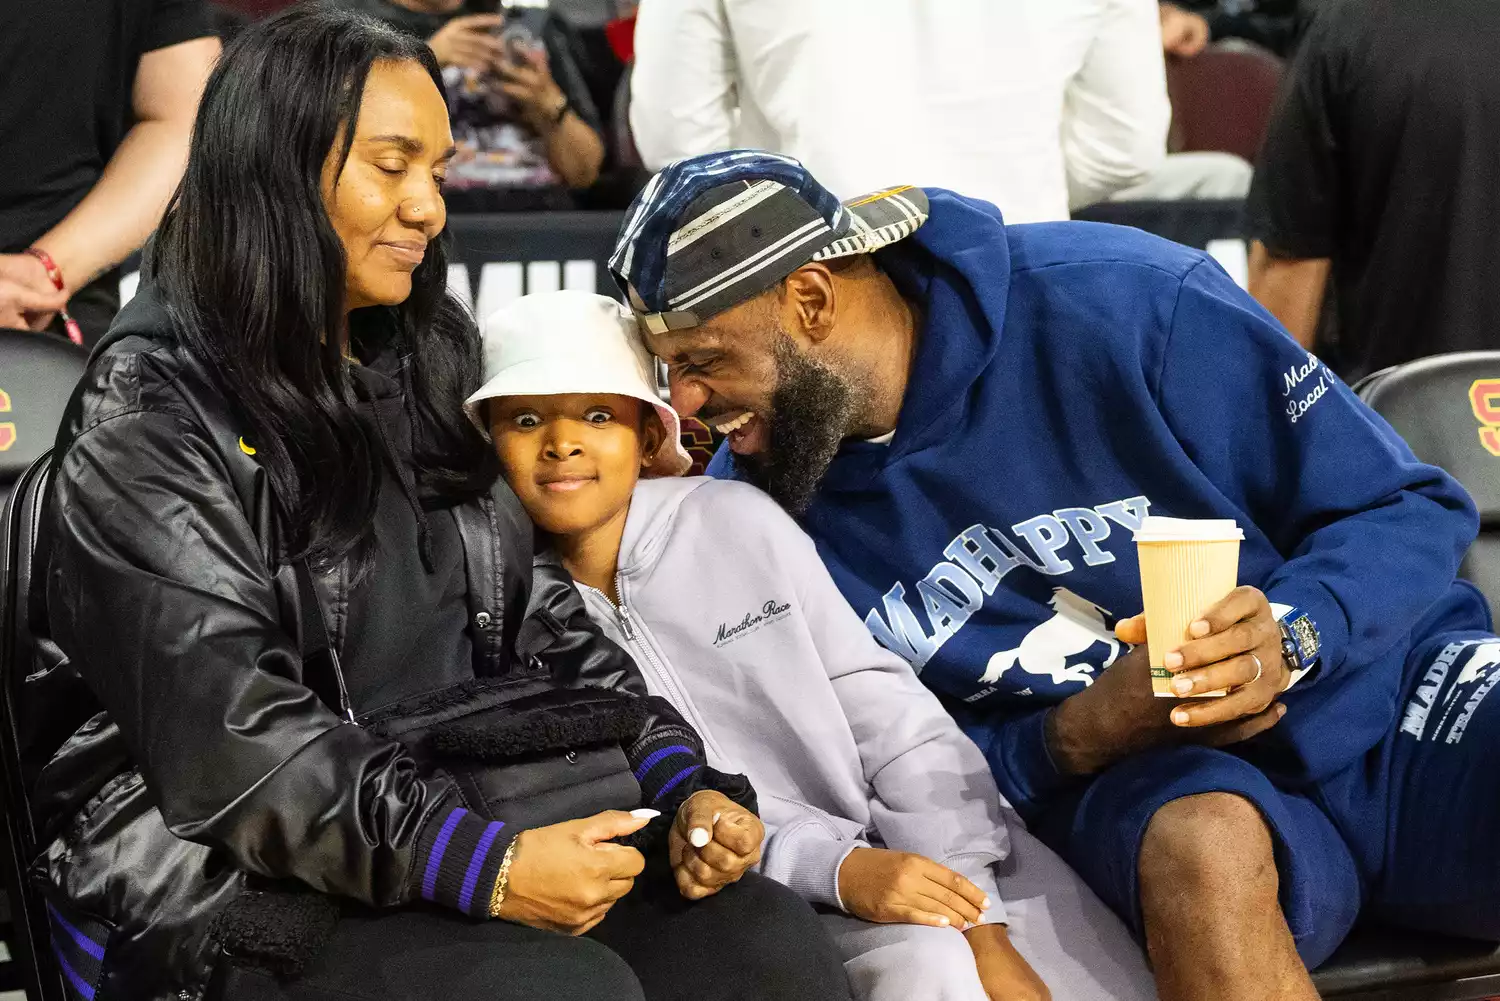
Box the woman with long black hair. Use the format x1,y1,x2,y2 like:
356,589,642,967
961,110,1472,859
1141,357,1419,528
30,7,853,1000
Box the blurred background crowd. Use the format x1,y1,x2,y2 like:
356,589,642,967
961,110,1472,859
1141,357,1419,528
3,0,1496,385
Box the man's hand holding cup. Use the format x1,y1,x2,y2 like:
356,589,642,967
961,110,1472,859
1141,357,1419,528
1125,516,1289,729
1046,517,1291,777
1115,585,1291,728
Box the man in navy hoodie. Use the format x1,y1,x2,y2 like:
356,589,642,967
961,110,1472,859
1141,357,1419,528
609,151,1500,1001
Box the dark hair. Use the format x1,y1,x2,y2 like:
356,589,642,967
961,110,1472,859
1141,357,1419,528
149,4,495,568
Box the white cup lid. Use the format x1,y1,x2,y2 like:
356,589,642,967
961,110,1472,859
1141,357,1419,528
1133,516,1245,543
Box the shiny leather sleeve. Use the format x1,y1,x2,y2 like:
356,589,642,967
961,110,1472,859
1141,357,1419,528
46,411,477,911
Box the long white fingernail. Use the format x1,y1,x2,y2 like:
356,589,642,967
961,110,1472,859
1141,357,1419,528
981,897,991,909
630,809,661,820
689,827,711,848
712,812,721,824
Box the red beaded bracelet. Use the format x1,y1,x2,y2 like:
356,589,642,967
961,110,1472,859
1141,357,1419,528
22,247,83,346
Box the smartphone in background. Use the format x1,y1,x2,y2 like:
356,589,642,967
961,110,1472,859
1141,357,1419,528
491,6,547,70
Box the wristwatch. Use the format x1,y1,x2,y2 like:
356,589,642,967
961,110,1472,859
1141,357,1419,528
1278,607,1321,688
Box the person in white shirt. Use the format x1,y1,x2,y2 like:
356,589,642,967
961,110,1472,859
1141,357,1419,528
628,0,1172,224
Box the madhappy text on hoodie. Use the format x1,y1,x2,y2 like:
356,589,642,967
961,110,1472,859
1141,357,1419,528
707,187,1484,810
863,494,1151,671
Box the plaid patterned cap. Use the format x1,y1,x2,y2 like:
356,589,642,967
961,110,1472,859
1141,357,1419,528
609,150,929,334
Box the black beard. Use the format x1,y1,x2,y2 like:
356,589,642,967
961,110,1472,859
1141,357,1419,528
739,335,857,516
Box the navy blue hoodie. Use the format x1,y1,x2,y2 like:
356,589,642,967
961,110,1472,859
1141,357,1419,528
709,190,1488,819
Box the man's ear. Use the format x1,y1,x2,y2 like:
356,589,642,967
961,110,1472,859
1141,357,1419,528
781,263,838,345
640,410,666,469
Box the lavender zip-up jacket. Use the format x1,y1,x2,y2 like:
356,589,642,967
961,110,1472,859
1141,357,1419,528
575,475,1011,920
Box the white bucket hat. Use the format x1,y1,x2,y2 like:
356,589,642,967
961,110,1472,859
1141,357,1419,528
465,290,694,477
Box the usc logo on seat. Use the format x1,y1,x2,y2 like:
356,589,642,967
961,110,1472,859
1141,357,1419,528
0,388,13,452
1470,380,1500,456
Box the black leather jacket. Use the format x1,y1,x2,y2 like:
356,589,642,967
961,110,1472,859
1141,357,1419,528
30,288,722,1000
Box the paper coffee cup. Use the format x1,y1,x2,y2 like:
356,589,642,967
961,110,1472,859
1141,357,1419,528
1134,517,1244,698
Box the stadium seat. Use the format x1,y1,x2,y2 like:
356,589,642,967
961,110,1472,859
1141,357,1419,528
1305,351,1500,999
0,329,84,505
678,415,717,476
1315,924,1500,998
1356,352,1500,624
1165,41,1284,162
0,328,85,1001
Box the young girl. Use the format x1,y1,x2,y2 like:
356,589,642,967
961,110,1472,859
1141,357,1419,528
469,290,1157,1001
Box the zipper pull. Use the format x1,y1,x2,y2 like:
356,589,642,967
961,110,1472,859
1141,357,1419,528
617,606,636,640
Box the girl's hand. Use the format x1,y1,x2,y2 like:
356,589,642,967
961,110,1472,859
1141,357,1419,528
669,790,763,900
966,924,1051,1001
837,847,991,928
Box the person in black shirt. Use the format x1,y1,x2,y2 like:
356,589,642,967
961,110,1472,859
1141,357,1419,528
342,0,606,212
1247,0,1500,381
0,0,218,344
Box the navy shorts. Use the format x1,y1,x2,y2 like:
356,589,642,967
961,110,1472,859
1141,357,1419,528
1028,629,1500,969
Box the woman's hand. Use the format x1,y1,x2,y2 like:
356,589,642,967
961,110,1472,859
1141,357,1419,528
427,13,506,73
966,924,1051,1001
836,847,992,928
496,48,569,133
494,810,650,935
669,790,764,900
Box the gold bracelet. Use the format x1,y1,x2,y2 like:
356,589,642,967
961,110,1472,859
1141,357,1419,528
489,838,520,918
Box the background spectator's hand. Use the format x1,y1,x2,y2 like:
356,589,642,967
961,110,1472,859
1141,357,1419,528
1045,630,1286,777
966,924,1051,1001
669,790,763,900
837,847,992,929
427,13,507,73
1160,2,1212,58
496,47,568,133
1120,585,1292,728
494,810,649,935
0,253,65,332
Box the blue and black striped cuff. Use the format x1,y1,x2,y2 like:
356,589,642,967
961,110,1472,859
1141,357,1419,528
629,724,704,807
414,806,515,918
48,902,108,1000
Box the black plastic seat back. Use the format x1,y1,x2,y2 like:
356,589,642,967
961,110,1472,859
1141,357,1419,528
0,330,86,504
0,328,85,1001
1356,351,1500,623
0,455,66,1001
